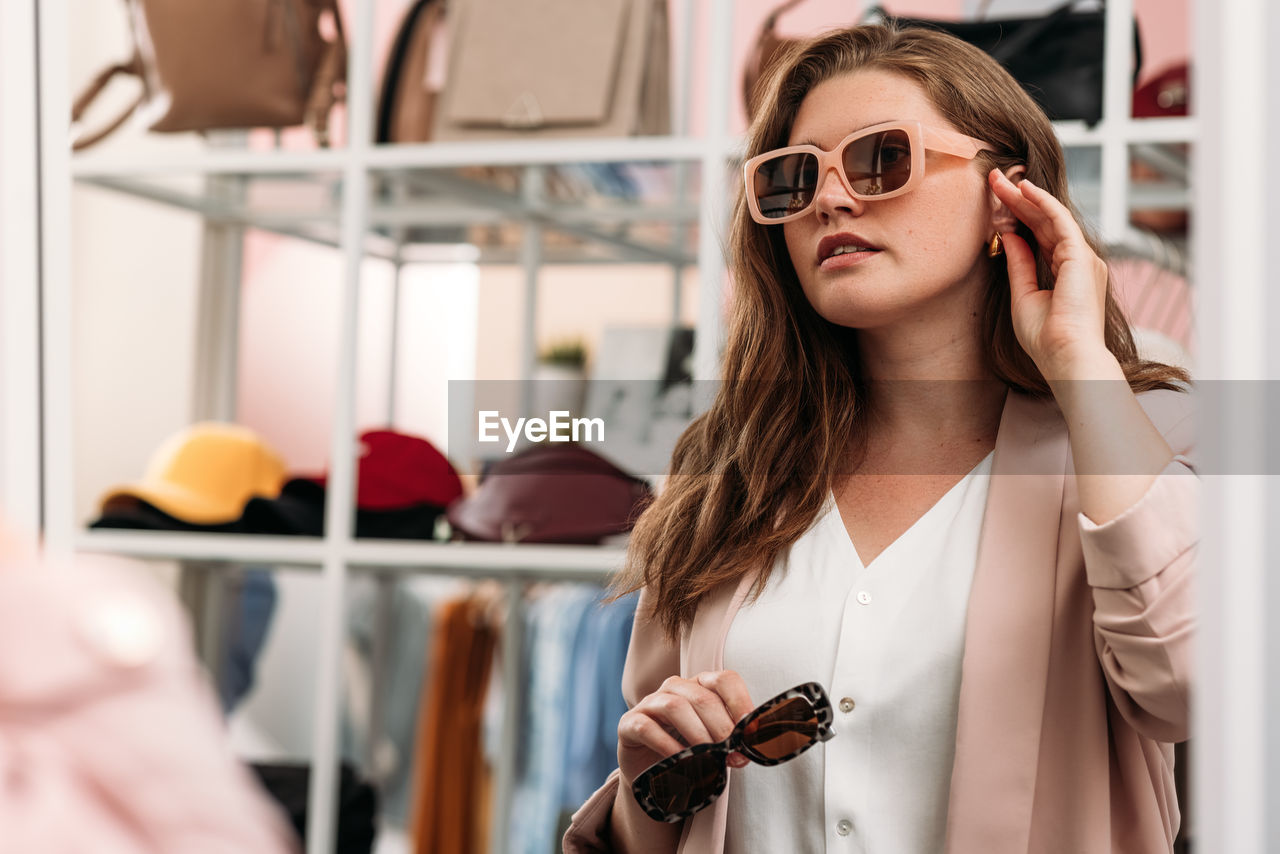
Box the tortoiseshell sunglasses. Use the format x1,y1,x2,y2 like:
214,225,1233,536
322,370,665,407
631,681,836,823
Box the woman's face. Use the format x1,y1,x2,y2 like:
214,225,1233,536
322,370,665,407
781,69,997,333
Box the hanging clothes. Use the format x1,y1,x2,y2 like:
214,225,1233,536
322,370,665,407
506,585,640,853
408,593,499,854
561,591,638,811
341,577,448,828
1109,256,1193,359
510,586,601,854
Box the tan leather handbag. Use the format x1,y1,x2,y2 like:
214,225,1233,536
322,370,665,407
71,0,347,150
431,0,670,141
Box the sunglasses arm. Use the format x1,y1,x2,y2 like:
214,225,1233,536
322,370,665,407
921,124,994,159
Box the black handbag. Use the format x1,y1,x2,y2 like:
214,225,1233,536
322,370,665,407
745,0,1140,126
876,1,1141,126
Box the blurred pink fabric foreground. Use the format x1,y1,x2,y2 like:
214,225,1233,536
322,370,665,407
0,537,298,854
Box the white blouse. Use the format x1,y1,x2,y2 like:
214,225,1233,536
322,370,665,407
722,450,995,854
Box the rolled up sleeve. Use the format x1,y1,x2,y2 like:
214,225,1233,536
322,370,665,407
1079,453,1198,590
563,770,622,853
1080,416,1198,742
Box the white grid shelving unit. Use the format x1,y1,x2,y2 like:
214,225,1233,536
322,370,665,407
40,2,738,852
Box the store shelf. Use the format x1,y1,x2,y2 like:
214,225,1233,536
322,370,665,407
70,119,1197,259
74,529,626,579
70,135,724,179
68,118,1198,183
346,539,625,579
1053,116,1198,146
76,157,703,264
76,530,330,566
1074,180,1191,212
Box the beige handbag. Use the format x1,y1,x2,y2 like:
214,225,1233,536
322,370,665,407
431,0,670,141
71,0,347,150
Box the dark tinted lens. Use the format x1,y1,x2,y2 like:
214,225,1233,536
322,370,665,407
645,752,728,817
753,152,819,219
740,696,820,761
843,129,912,196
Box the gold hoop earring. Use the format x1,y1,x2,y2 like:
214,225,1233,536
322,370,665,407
987,233,1004,258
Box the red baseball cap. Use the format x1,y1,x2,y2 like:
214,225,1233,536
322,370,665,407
306,430,463,511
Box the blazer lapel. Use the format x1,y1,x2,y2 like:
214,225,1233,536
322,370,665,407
944,390,1069,852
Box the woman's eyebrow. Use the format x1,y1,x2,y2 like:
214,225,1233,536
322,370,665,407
791,120,897,149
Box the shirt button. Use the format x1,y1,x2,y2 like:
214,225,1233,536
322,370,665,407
856,590,872,605
836,819,853,836
839,697,856,713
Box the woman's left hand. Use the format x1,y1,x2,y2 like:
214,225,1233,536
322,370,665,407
988,168,1111,378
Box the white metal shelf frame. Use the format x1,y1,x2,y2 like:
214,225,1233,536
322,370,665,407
73,530,626,578
42,2,736,853
65,116,1197,180
28,1,1205,853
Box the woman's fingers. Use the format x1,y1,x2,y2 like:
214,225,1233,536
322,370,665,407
989,169,1111,367
1017,178,1086,245
617,671,757,781
694,671,756,768
634,684,718,744
989,170,1083,257
617,710,687,759
1001,230,1042,304
660,674,745,740
989,169,1051,237
695,670,756,725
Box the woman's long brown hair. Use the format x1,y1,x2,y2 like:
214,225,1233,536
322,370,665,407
614,23,1190,641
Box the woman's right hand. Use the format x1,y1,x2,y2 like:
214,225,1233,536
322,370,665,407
617,670,757,787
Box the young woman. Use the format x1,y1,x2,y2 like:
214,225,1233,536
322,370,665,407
565,23,1196,854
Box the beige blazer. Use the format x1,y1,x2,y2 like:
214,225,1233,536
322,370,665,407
564,387,1197,854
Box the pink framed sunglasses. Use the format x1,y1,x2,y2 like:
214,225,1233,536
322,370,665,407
743,120,995,224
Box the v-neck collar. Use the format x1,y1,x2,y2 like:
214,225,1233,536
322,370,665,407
825,447,996,572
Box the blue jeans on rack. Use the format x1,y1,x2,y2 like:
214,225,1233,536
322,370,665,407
218,568,278,715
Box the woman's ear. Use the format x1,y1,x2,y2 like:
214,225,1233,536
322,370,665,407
990,164,1028,234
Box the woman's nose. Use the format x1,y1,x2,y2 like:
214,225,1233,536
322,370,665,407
812,165,866,220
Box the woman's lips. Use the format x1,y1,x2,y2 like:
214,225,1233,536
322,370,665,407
816,233,882,270
819,248,881,271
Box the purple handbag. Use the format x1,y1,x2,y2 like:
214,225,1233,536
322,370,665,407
447,444,652,545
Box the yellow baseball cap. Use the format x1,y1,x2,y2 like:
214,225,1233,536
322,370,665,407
98,422,287,525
